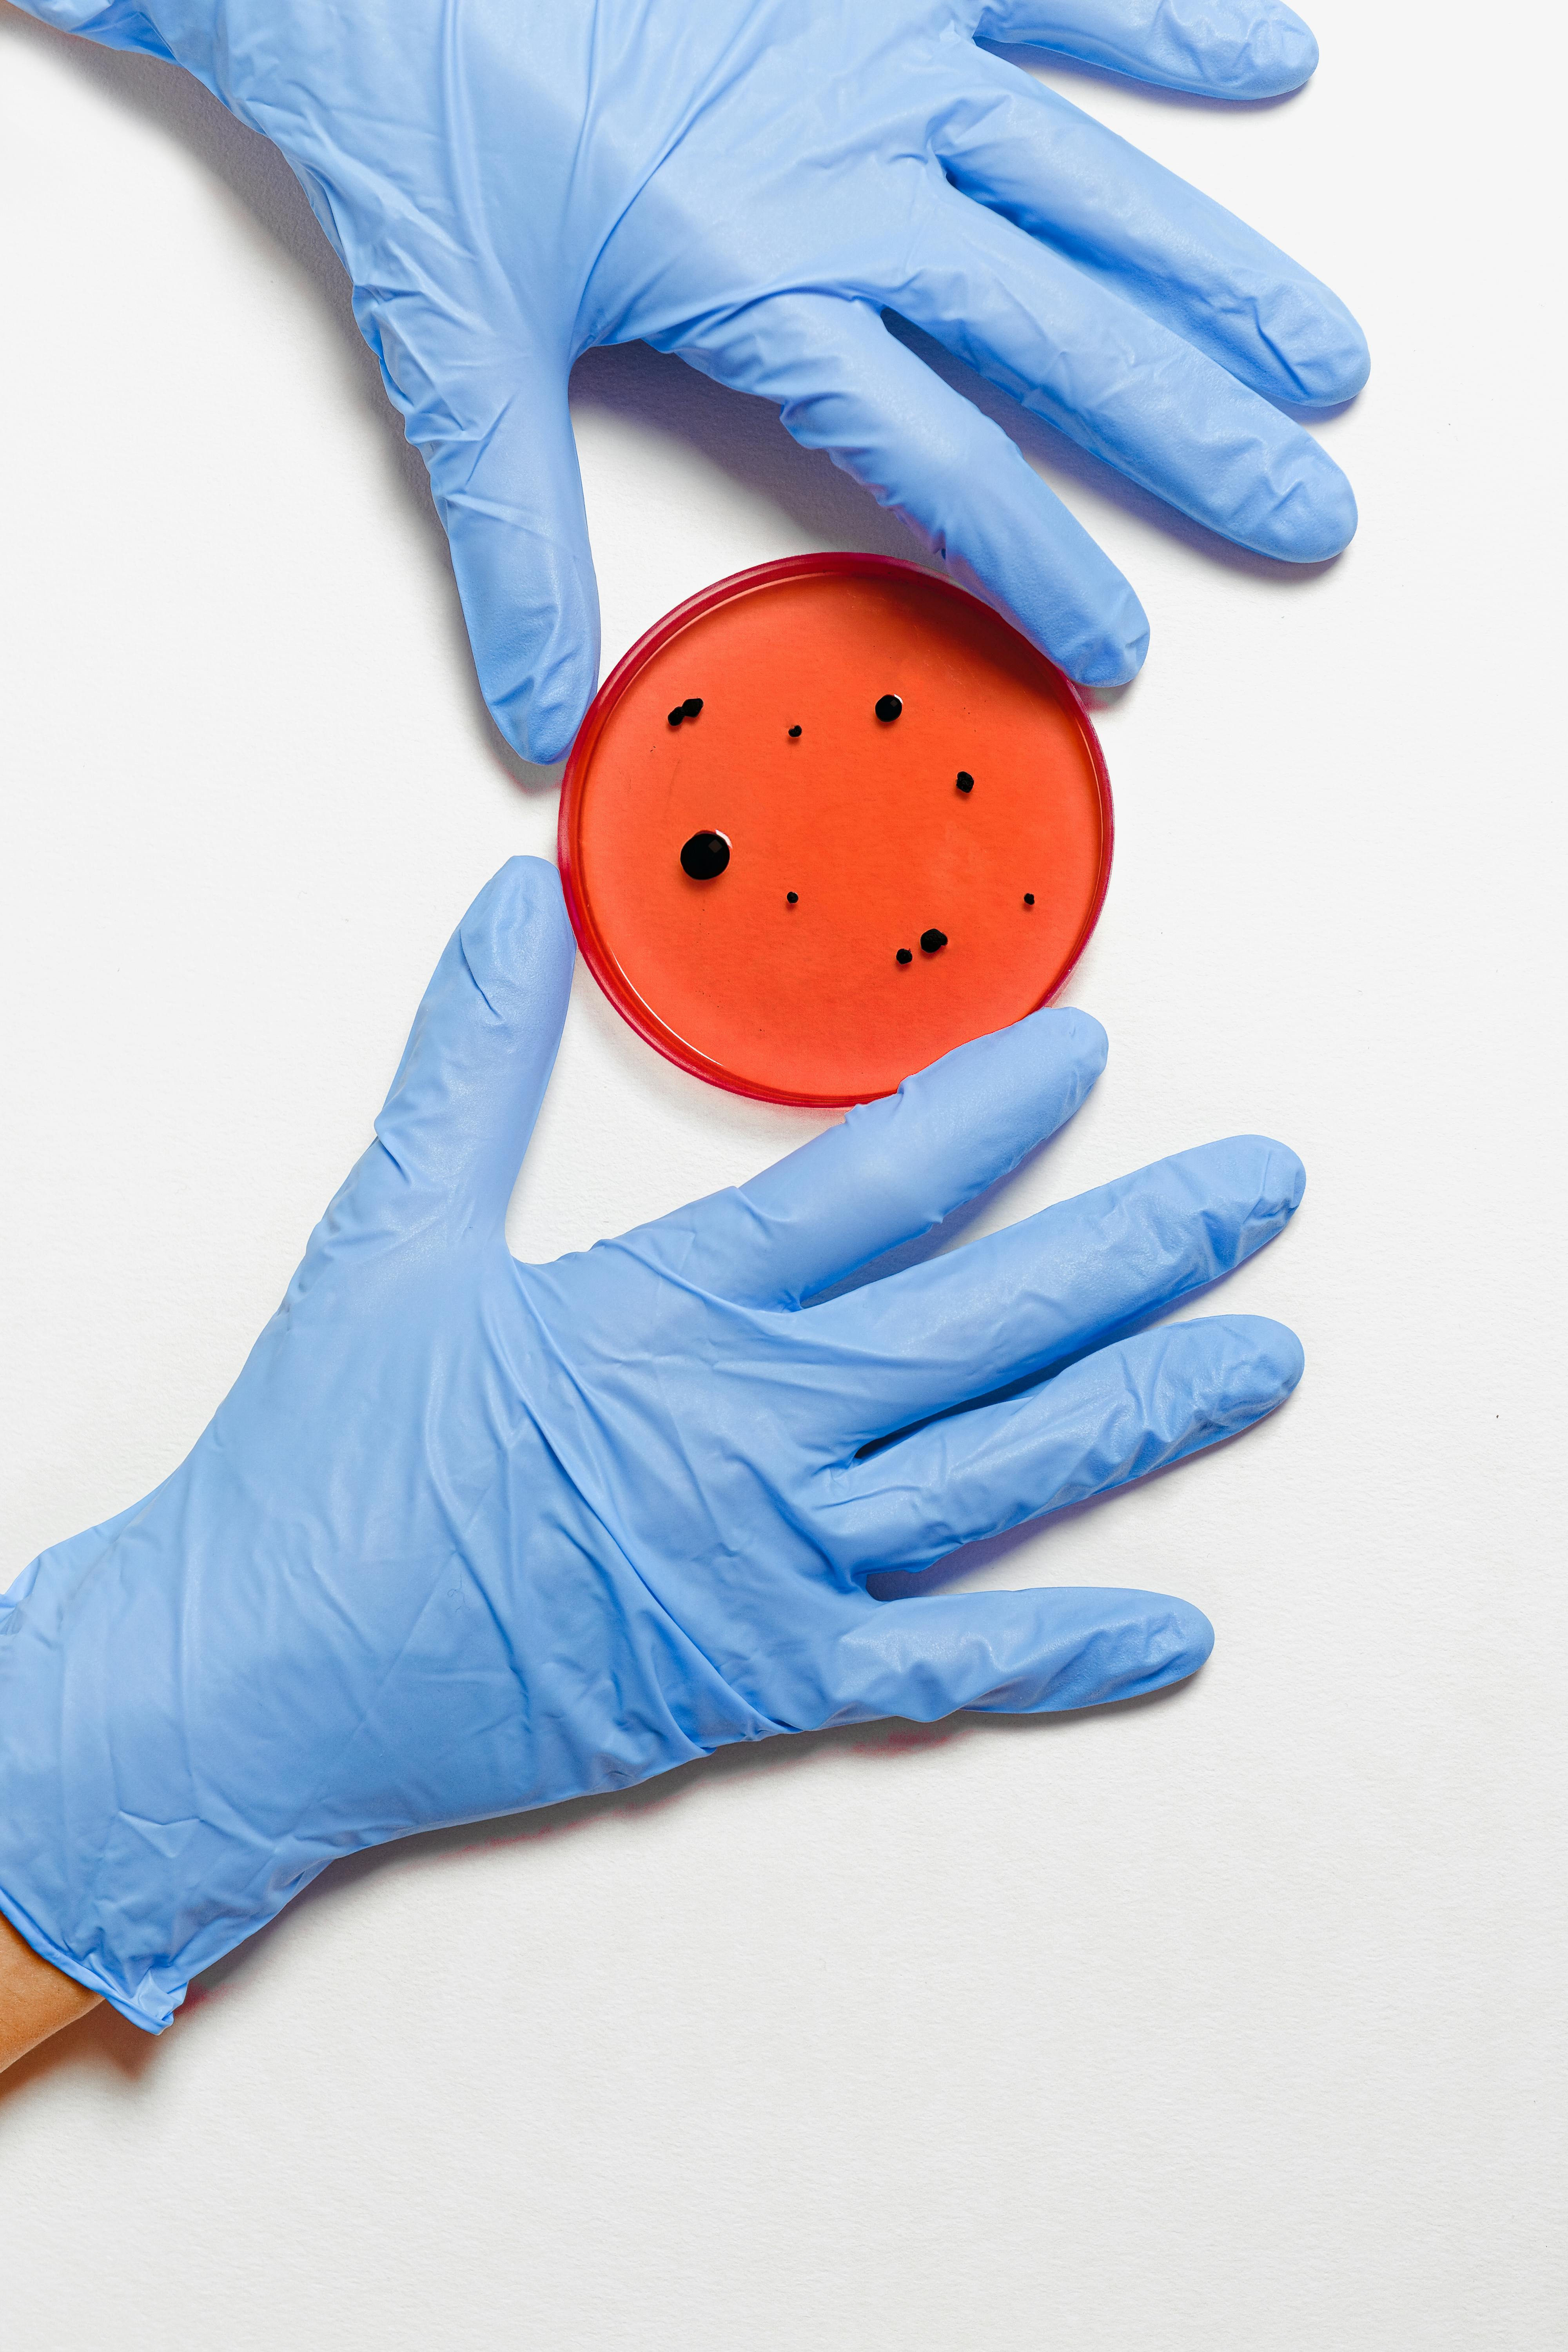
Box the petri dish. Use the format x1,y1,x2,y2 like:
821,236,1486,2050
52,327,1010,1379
558,554,1112,1108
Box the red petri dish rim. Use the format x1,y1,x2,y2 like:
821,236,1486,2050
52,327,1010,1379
557,552,1114,1110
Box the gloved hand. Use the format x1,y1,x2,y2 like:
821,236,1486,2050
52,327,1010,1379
16,0,1367,758
0,858,1305,2032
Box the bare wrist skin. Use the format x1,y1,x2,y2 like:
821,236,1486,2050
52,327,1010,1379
0,1912,101,2074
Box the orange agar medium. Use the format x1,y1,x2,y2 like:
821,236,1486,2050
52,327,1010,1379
558,554,1112,1108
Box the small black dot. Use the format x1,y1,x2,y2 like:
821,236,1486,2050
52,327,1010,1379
680,830,731,880
788,724,802,739
955,771,974,793
667,707,684,727
682,697,704,718
786,891,799,905
895,947,913,965
920,928,947,955
1023,893,1035,907
874,694,903,722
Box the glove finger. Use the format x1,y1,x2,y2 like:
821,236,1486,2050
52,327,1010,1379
937,60,1367,405
809,1133,1302,1436
678,292,1149,685
899,188,1356,561
332,858,575,1246
817,1314,1302,1581
352,286,599,765
636,1005,1106,1308
821,1580,1213,1722
969,0,1319,100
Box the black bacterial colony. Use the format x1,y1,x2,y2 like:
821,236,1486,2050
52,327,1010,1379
671,690,1038,962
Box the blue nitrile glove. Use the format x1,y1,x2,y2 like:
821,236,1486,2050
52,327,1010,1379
0,858,1306,2032
16,0,1366,758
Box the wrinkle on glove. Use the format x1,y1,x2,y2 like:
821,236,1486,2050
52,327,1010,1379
0,859,1304,2031
15,0,1365,758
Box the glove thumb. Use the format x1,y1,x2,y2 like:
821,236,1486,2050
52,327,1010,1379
432,372,602,765
317,860,577,1260
354,283,600,765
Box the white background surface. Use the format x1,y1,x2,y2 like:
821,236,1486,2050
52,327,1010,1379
1,4,1563,2343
